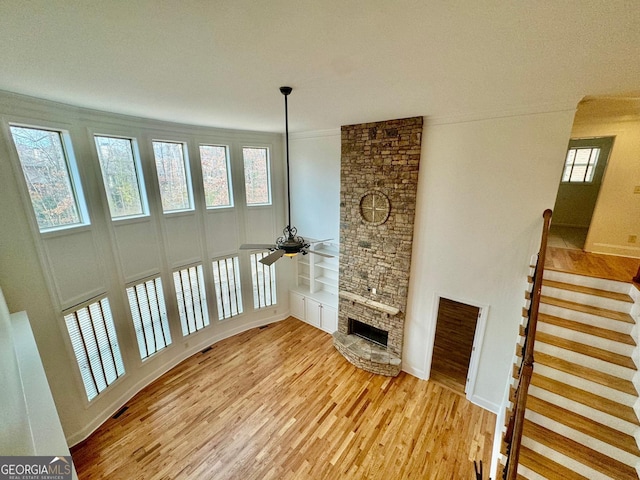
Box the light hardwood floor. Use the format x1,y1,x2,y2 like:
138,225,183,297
545,246,640,284
71,318,495,480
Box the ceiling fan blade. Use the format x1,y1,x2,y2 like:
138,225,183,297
314,238,333,243
240,244,277,250
307,250,334,258
259,249,285,266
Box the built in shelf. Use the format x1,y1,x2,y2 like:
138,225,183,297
316,276,338,288
316,261,339,272
338,291,400,316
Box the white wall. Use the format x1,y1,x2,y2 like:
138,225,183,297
289,130,341,242
572,117,640,258
290,110,576,411
0,92,291,446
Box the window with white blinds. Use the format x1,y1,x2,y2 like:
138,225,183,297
63,298,125,401
173,264,210,335
212,256,243,320
249,252,277,308
126,277,172,359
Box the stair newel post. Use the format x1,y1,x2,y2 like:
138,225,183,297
504,209,552,480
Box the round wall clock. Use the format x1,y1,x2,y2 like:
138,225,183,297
359,190,390,225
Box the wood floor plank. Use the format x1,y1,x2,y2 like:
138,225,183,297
544,246,640,284
71,318,495,480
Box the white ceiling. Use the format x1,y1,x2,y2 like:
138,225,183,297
1,1,639,133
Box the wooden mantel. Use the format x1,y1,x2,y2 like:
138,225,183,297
339,291,400,316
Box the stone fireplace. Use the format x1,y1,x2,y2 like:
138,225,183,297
333,117,422,376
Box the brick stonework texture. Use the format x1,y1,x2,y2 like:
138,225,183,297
334,117,422,376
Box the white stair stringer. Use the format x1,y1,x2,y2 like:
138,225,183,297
542,284,633,312
543,270,633,294
537,321,635,357
525,409,640,467
520,435,617,480
539,303,633,334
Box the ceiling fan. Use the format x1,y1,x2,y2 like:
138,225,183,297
240,86,334,266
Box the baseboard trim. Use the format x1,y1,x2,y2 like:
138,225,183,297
469,394,500,414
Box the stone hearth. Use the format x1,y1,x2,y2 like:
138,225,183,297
333,117,422,376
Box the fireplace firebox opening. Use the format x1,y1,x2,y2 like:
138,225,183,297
348,318,388,348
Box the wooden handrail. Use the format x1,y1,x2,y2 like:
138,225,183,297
504,209,552,480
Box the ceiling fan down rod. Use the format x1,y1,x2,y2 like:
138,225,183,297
280,86,293,237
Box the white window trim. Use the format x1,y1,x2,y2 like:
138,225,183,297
93,133,150,221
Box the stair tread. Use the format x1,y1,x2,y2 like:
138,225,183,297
541,295,634,323
523,419,638,480
535,351,636,396
538,313,635,346
536,331,636,370
542,279,634,303
531,373,639,425
518,445,589,480
526,395,640,456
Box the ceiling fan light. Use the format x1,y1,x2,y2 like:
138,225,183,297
284,252,298,258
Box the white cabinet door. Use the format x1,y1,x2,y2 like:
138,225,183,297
290,291,306,321
305,298,321,328
321,305,338,334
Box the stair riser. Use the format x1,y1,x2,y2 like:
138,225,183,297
540,304,633,334
535,363,636,407
529,385,638,436
525,410,640,467
537,322,635,358
542,285,633,313
544,270,633,294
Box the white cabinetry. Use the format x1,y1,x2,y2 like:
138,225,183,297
290,240,339,334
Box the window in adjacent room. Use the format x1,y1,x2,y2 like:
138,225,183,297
562,147,600,183
9,125,88,231
152,140,193,212
200,144,233,208
212,256,243,320
63,297,125,401
242,146,271,205
249,252,277,308
126,276,172,359
173,264,209,335
95,135,147,219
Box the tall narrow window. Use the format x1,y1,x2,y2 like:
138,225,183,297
95,136,146,219
152,141,193,212
63,297,125,401
200,144,232,208
249,252,277,308
242,147,271,205
212,256,243,320
10,125,86,231
126,277,171,359
173,264,209,335
562,147,600,183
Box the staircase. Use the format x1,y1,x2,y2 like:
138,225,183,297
504,268,640,479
